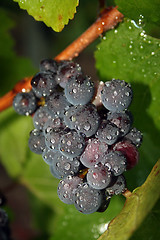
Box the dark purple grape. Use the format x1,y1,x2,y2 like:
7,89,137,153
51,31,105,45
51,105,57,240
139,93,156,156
13,91,37,116
63,105,79,129
31,72,57,98
124,127,143,147
87,164,111,190
57,175,83,204
42,147,56,165
56,60,82,88
50,164,62,179
59,130,85,158
45,128,65,152
101,79,133,112
43,117,65,137
71,104,100,137
65,75,95,106
101,151,127,176
73,182,103,214
0,209,8,227
80,138,108,168
39,59,58,73
33,106,52,130
97,192,111,212
105,175,126,196
51,152,80,178
28,129,45,154
96,120,120,145
0,193,6,207
107,111,132,137
45,91,71,118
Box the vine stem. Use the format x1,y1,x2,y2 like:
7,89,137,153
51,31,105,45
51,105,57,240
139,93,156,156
0,7,123,112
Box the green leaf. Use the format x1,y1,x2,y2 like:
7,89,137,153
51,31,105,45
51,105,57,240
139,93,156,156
0,8,35,96
130,199,160,240
0,108,33,177
13,0,79,32
115,0,160,37
98,159,160,240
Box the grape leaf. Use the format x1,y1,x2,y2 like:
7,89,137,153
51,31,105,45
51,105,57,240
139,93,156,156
0,108,33,177
13,0,79,32
130,199,160,240
115,0,160,37
98,159,160,240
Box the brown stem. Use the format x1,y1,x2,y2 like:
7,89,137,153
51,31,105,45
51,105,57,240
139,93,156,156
0,7,123,112
122,189,132,198
55,7,123,61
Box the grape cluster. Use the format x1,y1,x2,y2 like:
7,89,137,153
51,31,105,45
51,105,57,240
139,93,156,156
13,59,143,214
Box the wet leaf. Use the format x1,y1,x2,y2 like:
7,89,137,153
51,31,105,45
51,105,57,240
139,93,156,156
13,0,79,32
98,159,160,240
115,0,160,36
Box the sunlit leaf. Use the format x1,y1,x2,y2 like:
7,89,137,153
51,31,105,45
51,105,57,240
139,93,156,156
13,0,79,32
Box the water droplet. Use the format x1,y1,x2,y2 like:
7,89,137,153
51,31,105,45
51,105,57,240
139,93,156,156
151,52,155,55
114,29,118,34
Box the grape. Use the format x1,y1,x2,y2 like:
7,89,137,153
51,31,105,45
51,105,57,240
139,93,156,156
73,182,103,214
105,175,126,196
42,147,56,165
33,106,52,130
124,127,143,148
50,164,62,179
43,117,65,137
0,193,6,207
0,209,8,227
39,59,58,73
57,175,83,204
71,104,100,137
64,105,79,129
87,164,111,190
97,193,111,212
28,129,45,154
101,151,127,176
96,120,120,145
101,79,133,112
113,140,139,169
31,72,57,98
45,91,71,118
80,138,108,168
51,152,80,178
107,111,132,137
56,60,82,88
13,91,37,116
65,75,95,106
45,127,65,152
59,130,85,158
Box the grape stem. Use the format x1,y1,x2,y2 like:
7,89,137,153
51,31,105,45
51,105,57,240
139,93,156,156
122,189,132,198
0,7,123,112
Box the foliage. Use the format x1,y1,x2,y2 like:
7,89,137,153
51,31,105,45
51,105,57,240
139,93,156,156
13,0,79,32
